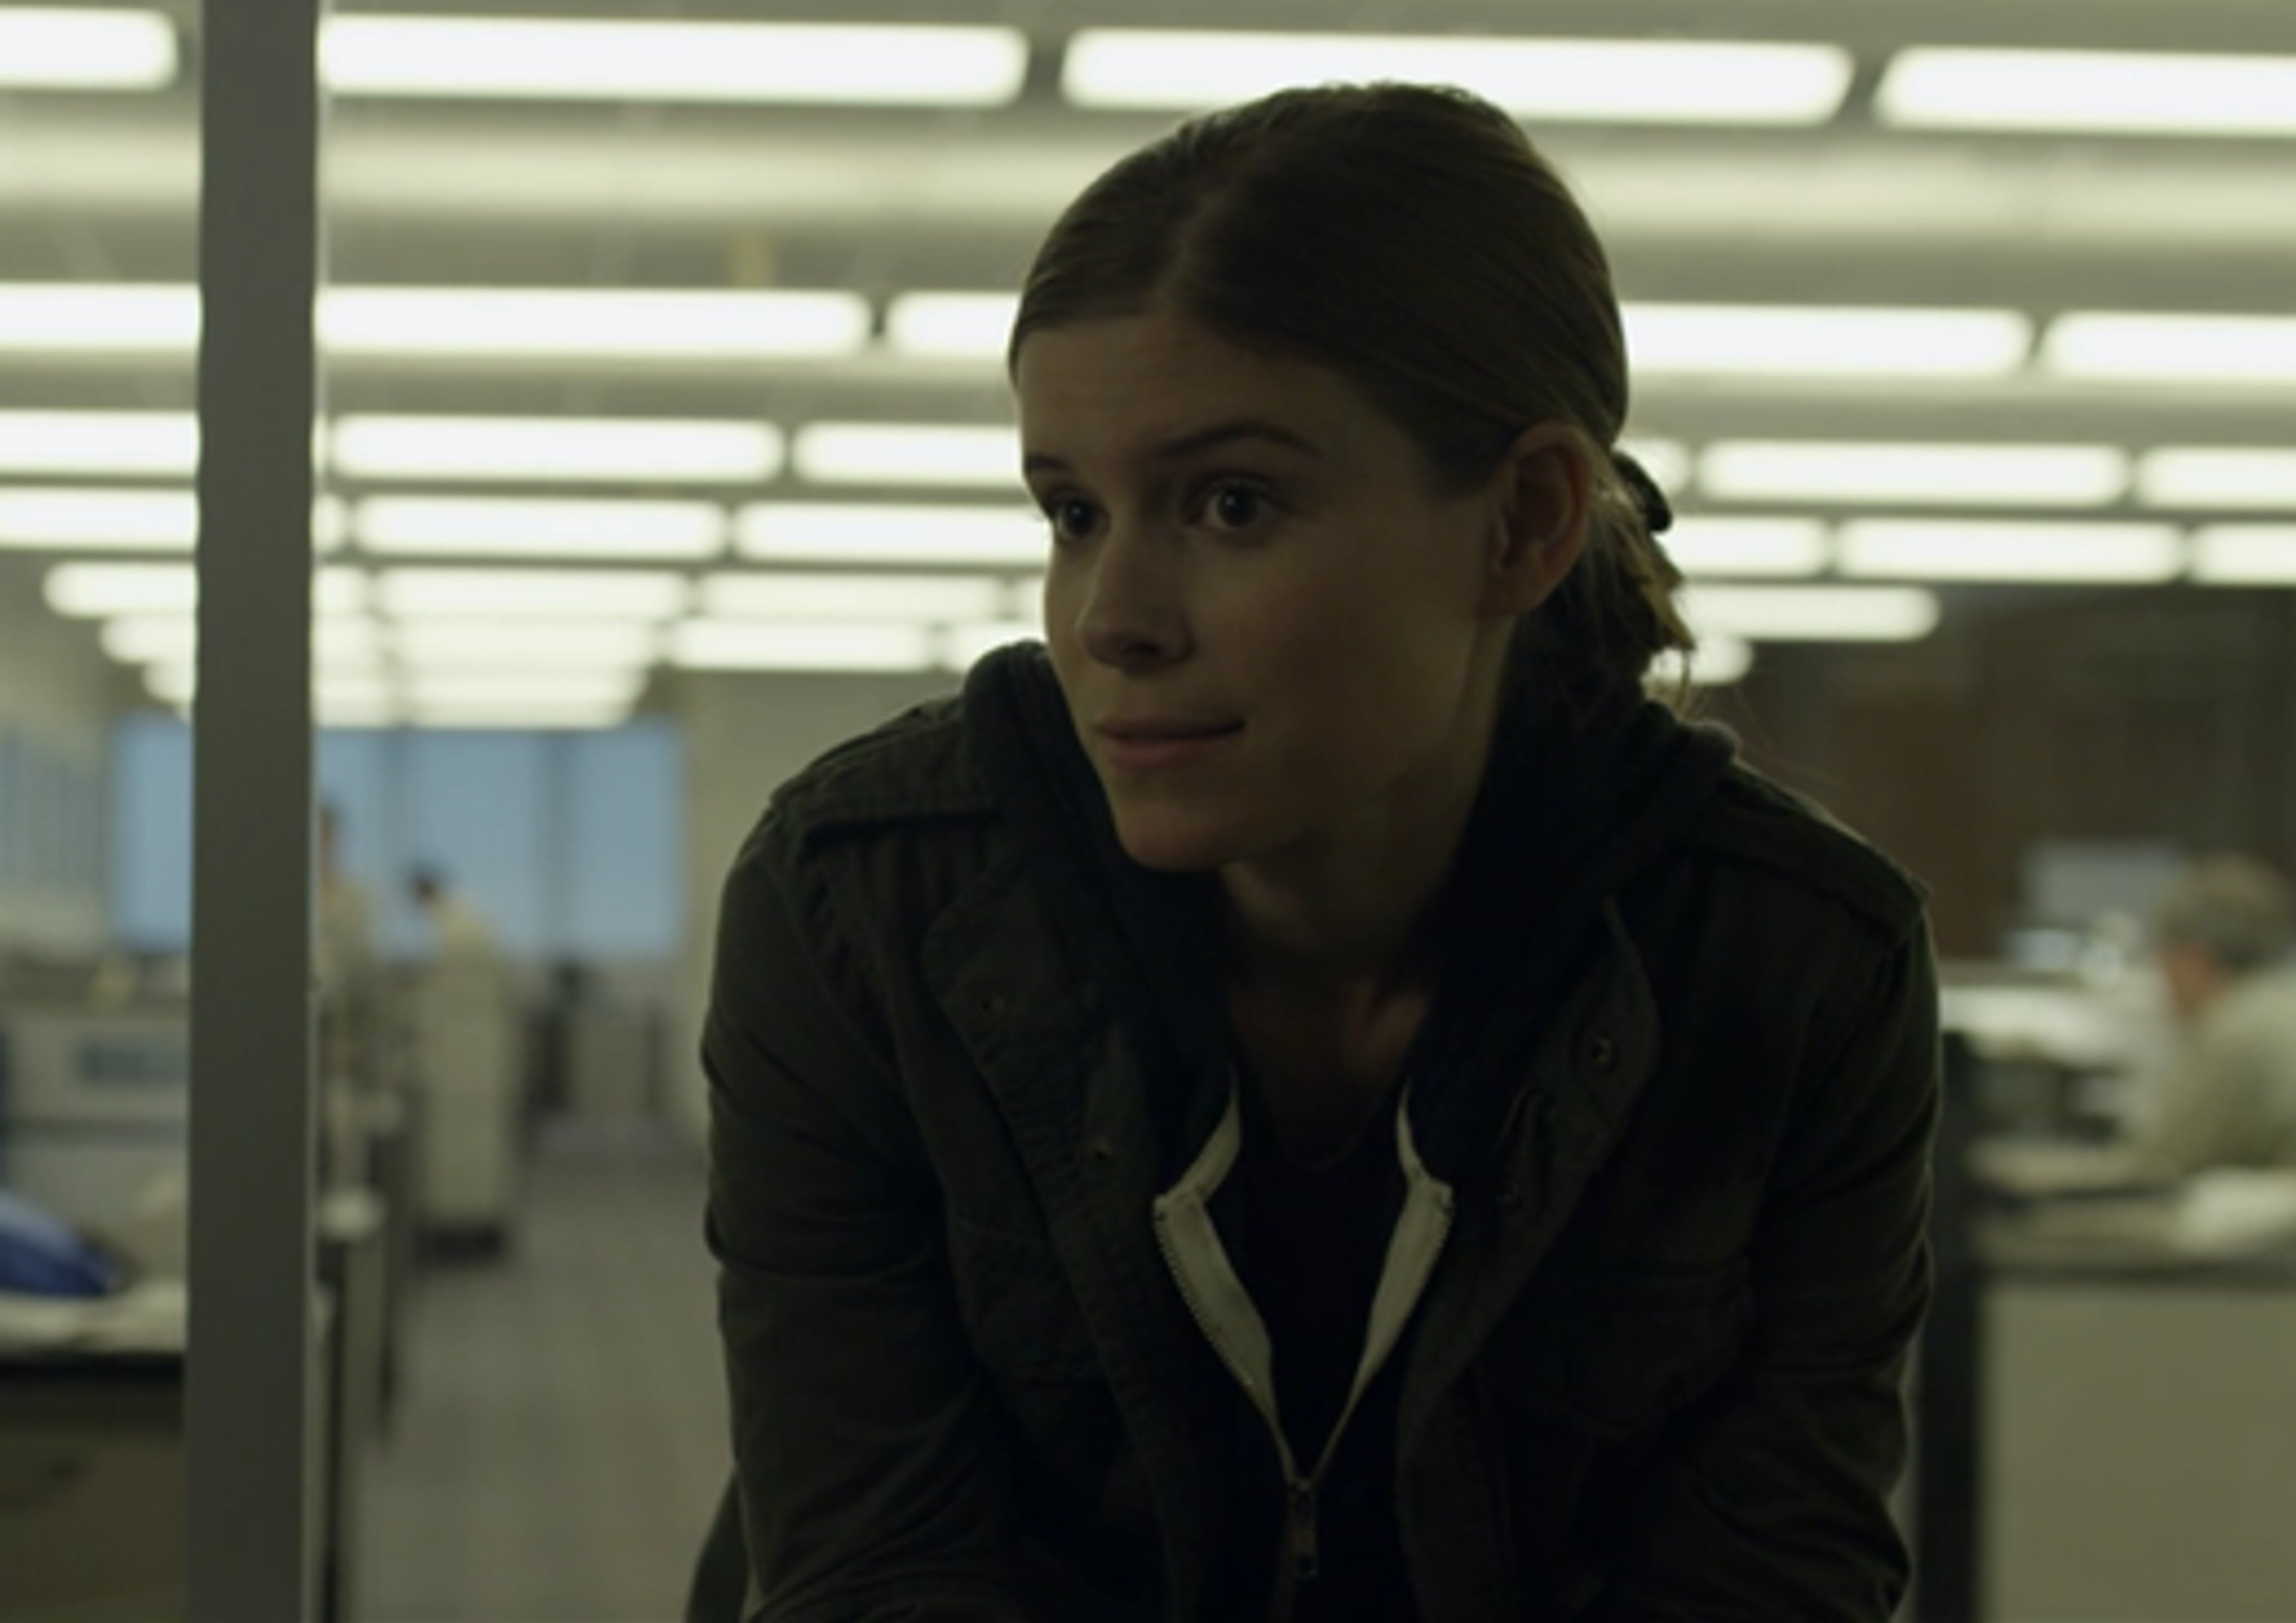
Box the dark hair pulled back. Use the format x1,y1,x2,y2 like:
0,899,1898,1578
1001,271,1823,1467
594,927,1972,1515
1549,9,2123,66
1009,81,1696,721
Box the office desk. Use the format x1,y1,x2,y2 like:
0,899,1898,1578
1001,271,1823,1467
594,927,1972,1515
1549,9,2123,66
0,1286,186,1623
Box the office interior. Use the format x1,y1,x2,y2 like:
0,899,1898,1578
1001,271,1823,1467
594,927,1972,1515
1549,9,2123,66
4,1,2296,1619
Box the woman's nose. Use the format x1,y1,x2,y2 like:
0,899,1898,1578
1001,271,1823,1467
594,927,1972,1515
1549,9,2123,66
1076,523,1189,670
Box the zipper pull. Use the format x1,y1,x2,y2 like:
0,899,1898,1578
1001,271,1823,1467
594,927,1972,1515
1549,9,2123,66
1289,1481,1320,1581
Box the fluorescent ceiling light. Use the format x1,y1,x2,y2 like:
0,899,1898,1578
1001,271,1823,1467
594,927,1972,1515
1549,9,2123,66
670,621,936,673
794,424,1021,490
404,671,645,707
1839,520,2185,583
2044,314,2296,384
738,503,1046,567
1662,517,1830,579
319,288,869,362
1879,48,2296,138
376,568,689,621
885,294,1018,361
2192,527,2296,585
102,615,383,670
698,572,1010,623
1681,585,1940,643
393,621,661,669
0,285,198,355
1625,304,2032,380
45,563,367,616
1650,633,1755,689
145,666,395,709
2139,449,2296,510
355,497,726,560
321,17,1027,107
1062,31,1852,124
0,488,194,549
405,696,633,731
0,9,177,90
942,620,1046,673
1698,442,2130,507
0,412,196,476
331,415,783,484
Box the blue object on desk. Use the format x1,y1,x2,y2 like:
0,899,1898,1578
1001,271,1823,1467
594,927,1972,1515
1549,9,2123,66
0,1189,119,1298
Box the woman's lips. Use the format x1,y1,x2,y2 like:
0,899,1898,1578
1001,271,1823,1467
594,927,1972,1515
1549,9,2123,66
1094,720,1242,771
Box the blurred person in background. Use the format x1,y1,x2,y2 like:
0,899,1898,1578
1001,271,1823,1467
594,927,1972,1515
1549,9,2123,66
2122,853,2296,1178
410,864,496,966
701,82,1938,1622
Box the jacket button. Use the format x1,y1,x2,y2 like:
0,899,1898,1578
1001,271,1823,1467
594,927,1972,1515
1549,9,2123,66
1087,1137,1116,1167
1587,1033,1618,1071
976,992,1006,1020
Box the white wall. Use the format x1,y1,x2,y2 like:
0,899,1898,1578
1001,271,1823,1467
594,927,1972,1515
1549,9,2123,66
0,561,114,958
669,668,958,1145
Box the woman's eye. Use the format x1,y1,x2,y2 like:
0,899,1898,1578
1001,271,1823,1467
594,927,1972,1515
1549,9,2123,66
1044,499,1100,542
1201,484,1269,531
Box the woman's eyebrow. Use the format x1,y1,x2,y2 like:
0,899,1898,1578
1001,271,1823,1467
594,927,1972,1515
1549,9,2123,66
1023,418,1325,476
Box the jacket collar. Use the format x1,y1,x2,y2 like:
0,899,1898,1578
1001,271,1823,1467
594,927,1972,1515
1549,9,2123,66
960,641,1738,1183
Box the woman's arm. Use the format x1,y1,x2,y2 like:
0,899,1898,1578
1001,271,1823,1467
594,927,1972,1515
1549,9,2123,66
1588,919,1941,1622
705,819,1035,1623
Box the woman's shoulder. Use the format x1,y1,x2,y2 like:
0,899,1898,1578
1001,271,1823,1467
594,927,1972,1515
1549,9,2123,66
1666,757,1929,949
758,690,999,855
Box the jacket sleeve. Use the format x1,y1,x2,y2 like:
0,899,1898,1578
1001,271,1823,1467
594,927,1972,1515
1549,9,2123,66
704,817,1035,1623
1588,916,1941,1622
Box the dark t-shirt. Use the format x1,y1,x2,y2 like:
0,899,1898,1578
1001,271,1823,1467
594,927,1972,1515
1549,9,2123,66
1215,1075,1421,1620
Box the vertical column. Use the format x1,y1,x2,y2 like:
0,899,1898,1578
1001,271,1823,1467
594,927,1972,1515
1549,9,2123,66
187,4,325,1621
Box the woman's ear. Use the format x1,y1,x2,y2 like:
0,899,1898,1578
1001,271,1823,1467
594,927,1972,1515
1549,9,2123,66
1479,424,1592,618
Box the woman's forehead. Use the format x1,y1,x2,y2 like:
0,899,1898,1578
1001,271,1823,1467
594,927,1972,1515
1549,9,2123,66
1015,314,1362,464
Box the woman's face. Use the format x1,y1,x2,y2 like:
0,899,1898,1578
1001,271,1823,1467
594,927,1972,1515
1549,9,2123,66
1015,309,1525,875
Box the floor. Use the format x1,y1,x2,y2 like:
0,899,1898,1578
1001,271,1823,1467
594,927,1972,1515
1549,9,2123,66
356,1118,731,1623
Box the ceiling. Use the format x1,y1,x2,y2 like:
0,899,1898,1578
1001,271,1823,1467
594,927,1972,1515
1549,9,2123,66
4,1,2295,717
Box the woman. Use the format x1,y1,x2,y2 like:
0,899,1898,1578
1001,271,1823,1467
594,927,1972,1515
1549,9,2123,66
704,82,1937,1622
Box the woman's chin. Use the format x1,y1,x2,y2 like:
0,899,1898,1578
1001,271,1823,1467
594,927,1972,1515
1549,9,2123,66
1107,806,1242,875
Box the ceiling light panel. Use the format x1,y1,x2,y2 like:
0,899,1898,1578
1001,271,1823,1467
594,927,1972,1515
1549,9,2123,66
393,621,661,668
102,615,384,670
2045,314,2296,384
0,488,194,550
2139,450,2296,510
376,568,689,620
884,294,1019,360
321,18,1028,107
794,424,1022,490
1662,517,1830,579
670,621,936,673
1839,520,2185,583
1879,49,2296,138
737,504,1046,567
1681,585,1941,643
0,8,177,90
697,572,1009,623
1626,305,2034,380
405,696,633,731
331,416,783,484
319,288,869,362
45,563,368,616
404,670,645,707
1698,443,2130,507
355,497,726,560
1062,32,1852,125
0,285,198,355
0,412,196,476
2191,527,2296,585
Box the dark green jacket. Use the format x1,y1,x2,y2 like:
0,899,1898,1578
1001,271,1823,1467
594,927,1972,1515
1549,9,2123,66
706,644,1938,1621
